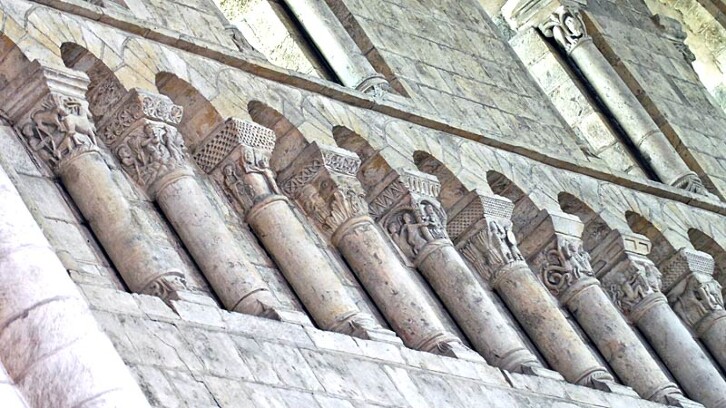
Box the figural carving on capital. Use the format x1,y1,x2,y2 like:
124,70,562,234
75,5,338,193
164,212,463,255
195,119,281,213
21,93,99,171
661,249,725,329
367,169,449,263
539,6,590,53
603,259,663,318
0,63,100,172
540,236,595,298
448,192,525,284
96,90,189,196
278,143,369,237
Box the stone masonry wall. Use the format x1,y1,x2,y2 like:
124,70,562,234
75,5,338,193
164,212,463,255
2,0,726,407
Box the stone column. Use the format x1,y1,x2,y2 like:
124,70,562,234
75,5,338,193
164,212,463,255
367,169,549,373
0,63,188,302
661,248,726,372
451,192,612,386
520,211,683,403
281,0,390,94
279,142,476,358
0,156,150,407
535,6,707,195
592,230,726,408
192,118,398,341
95,89,284,318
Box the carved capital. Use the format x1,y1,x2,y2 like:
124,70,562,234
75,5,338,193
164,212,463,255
97,89,183,146
592,230,665,320
0,63,100,172
662,249,724,329
140,273,188,303
367,169,449,263
197,118,282,213
449,192,525,283
520,212,597,301
278,142,368,237
539,6,590,53
96,90,190,196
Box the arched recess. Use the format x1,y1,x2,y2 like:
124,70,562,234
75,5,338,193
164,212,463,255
332,125,400,194
248,100,318,173
558,192,626,258
156,72,224,151
60,42,128,122
486,170,544,236
626,211,681,267
689,228,726,294
413,150,477,212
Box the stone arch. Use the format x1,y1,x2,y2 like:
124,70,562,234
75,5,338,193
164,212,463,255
332,125,393,192
0,35,35,89
60,42,128,121
626,211,679,266
486,170,543,235
689,228,726,293
156,72,224,151
248,100,310,173
413,150,472,211
558,192,621,254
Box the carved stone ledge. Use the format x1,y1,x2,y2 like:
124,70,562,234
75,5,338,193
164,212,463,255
277,142,368,240
0,63,100,172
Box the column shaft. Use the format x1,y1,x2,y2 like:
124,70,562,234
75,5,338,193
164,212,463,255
417,243,541,371
700,312,726,371
336,217,462,353
0,163,149,408
157,175,276,314
247,196,378,333
637,298,726,408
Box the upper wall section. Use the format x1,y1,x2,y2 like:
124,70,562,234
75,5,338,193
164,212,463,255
309,0,593,165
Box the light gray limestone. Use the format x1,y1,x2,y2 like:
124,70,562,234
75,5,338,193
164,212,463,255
592,229,726,408
195,117,397,341
520,210,683,403
0,151,150,408
278,142,474,358
451,191,612,386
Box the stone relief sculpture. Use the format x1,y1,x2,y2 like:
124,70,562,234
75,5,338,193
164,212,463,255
669,271,724,327
114,122,187,188
23,94,98,168
541,237,594,297
607,260,662,316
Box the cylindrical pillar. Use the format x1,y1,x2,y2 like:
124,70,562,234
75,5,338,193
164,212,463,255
538,7,706,194
0,162,150,408
279,143,472,358
662,248,726,372
197,118,394,340
495,262,611,385
157,174,278,314
417,242,542,371
637,296,726,408
0,64,188,301
96,90,285,317
281,0,389,93
521,212,681,402
334,216,466,354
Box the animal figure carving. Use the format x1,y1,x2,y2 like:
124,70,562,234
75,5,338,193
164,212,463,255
31,95,97,160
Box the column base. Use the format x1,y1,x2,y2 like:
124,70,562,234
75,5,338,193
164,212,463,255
435,341,486,362
591,379,640,398
520,365,565,381
666,394,707,408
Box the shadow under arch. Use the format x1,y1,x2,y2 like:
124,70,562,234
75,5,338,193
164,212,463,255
60,42,128,122
0,35,35,92
486,171,542,235
331,125,396,194
156,72,224,151
625,211,676,266
413,150,471,211
558,192,621,256
248,100,308,173
689,228,726,293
